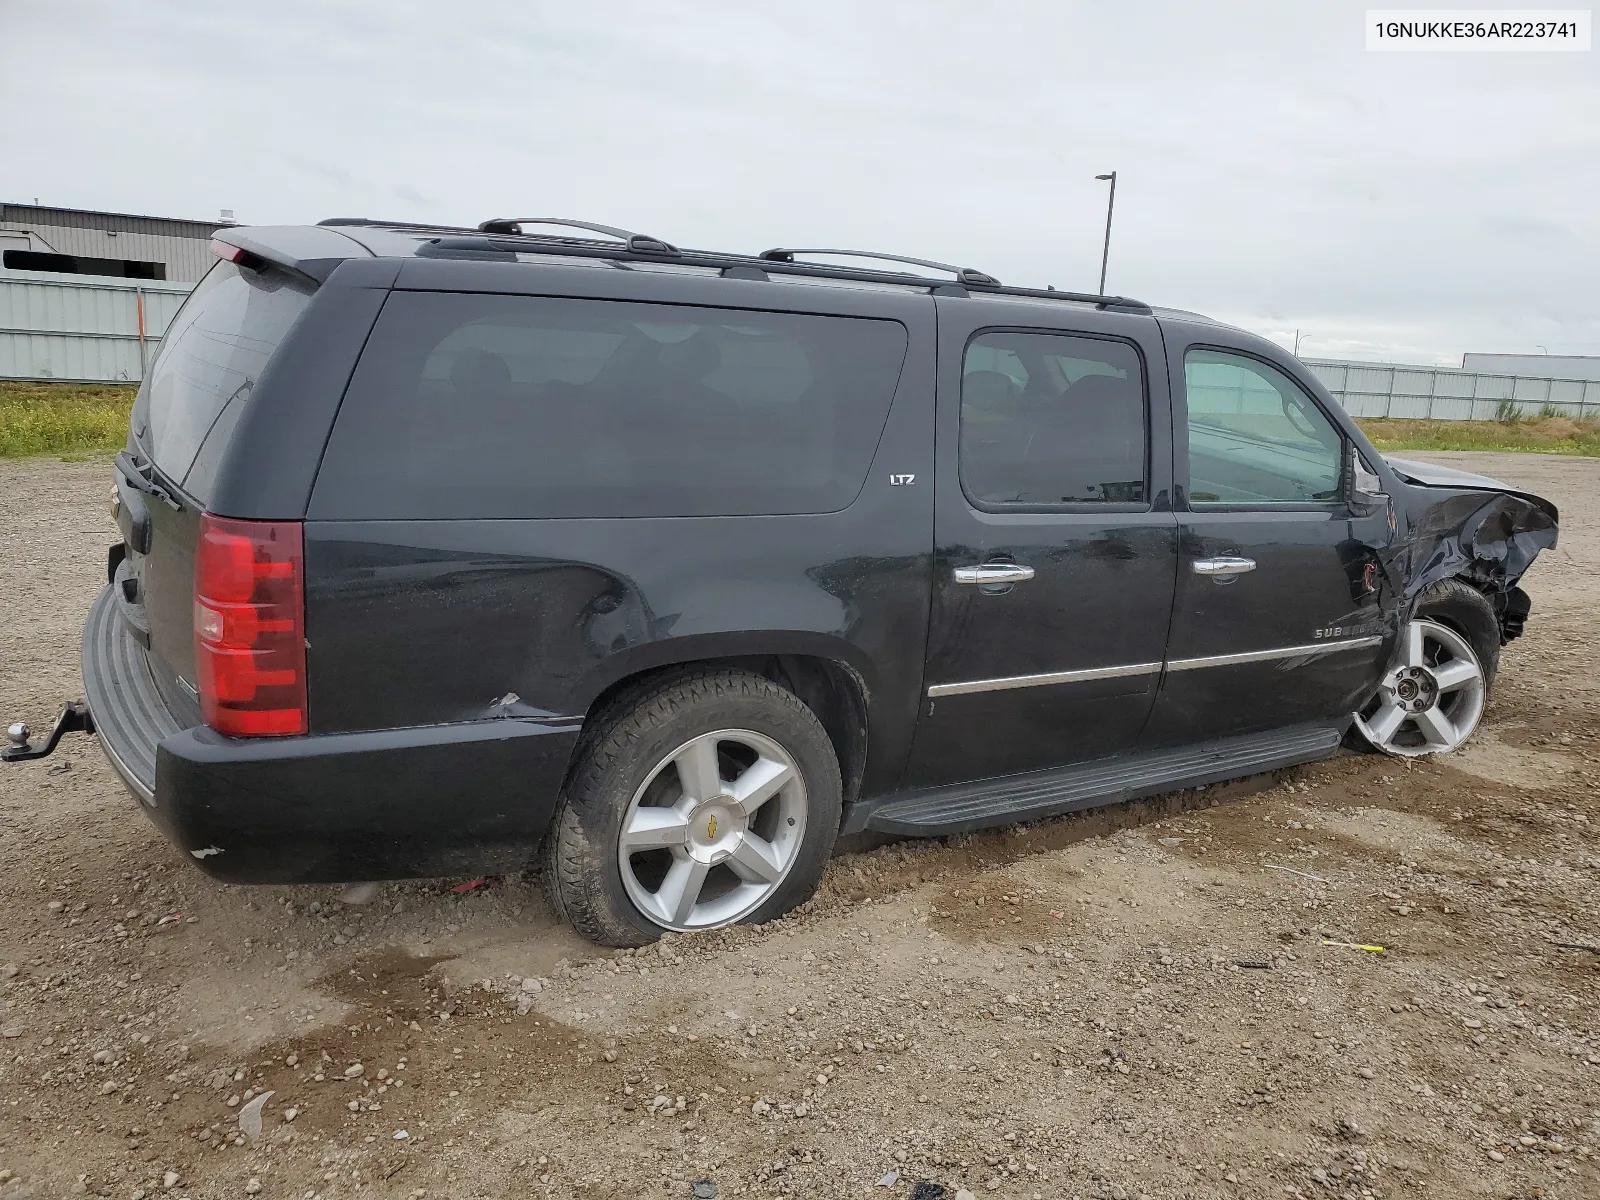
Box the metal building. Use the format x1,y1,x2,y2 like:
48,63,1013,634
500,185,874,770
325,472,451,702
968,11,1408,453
0,202,234,284
1460,352,1600,382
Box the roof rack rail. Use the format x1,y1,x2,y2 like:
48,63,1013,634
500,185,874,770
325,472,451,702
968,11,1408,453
475,217,678,255
318,217,476,233
317,217,1151,312
969,280,1151,313
760,247,999,288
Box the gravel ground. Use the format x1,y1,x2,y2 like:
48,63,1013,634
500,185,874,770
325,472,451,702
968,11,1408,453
0,451,1596,1200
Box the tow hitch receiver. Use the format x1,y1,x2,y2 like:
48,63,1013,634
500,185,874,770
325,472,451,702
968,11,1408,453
4,702,95,762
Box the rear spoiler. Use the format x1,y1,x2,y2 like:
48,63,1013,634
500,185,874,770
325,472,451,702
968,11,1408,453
210,225,372,285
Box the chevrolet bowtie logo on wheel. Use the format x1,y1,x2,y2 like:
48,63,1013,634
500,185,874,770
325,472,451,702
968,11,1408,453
706,815,717,839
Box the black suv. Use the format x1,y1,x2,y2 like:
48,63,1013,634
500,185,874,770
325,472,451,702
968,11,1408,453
5,218,1558,947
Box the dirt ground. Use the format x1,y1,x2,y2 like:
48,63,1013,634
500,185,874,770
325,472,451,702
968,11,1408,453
0,452,1596,1200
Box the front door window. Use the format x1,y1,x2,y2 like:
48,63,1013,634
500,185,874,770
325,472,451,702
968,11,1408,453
1183,349,1343,505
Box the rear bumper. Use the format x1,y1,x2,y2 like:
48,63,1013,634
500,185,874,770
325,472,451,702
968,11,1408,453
81,584,179,802
82,586,583,884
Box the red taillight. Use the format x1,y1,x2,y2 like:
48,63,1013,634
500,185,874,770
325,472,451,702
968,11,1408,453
194,514,307,737
210,238,248,264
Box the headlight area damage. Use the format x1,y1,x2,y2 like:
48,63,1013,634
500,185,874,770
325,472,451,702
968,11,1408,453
1387,461,1559,643
1339,470,1557,758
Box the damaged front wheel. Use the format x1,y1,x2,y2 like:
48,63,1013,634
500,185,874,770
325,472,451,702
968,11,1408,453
1355,617,1487,756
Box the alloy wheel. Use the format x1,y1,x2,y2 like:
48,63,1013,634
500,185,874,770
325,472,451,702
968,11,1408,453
1354,619,1486,756
616,728,808,931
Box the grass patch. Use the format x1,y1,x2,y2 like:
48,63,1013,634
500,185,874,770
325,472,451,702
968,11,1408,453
1356,415,1600,457
0,381,136,458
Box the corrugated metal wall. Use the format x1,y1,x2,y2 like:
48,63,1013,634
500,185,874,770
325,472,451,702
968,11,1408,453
1,204,226,283
0,270,190,383
1305,359,1600,420
4,222,215,282
0,204,222,239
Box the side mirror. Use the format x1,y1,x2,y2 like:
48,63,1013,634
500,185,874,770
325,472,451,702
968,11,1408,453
1346,443,1389,518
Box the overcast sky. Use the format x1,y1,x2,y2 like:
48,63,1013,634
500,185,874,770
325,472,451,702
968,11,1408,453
4,1,1595,363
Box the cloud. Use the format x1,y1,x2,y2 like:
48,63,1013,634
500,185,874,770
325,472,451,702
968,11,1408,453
3,0,1594,361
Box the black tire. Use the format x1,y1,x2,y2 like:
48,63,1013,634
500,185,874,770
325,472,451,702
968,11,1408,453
543,668,842,947
1414,577,1500,692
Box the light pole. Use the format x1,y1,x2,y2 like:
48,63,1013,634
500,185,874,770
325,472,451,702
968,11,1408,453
1095,172,1116,294
1294,329,1308,356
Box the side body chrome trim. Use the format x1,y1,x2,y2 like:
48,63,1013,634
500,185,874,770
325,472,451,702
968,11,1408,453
927,661,1162,698
925,637,1382,697
1164,636,1383,672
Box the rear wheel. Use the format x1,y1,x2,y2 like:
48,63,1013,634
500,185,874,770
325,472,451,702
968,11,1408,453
1354,579,1498,757
545,669,841,946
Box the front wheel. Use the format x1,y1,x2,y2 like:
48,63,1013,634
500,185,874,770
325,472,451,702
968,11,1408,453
1354,617,1488,756
544,669,842,947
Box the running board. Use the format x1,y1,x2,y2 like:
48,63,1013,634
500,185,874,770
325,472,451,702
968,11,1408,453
845,722,1346,837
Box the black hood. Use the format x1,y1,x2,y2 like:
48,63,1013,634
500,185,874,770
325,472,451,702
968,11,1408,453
1386,455,1559,522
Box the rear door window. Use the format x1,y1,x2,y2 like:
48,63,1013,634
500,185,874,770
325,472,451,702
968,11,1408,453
132,260,313,502
310,293,909,519
960,330,1148,507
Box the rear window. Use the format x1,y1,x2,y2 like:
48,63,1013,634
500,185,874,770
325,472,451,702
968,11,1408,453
131,261,313,501
309,293,909,520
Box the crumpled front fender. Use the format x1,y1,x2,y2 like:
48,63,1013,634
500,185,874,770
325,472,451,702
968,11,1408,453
1389,488,1558,640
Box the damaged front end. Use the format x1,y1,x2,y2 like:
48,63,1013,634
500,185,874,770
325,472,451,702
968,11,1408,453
1385,457,1559,643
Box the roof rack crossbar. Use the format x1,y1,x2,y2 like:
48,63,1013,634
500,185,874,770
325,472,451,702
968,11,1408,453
759,247,1000,288
476,217,679,256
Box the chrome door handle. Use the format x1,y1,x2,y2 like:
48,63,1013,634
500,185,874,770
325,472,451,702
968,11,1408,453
953,563,1036,585
1192,556,1257,577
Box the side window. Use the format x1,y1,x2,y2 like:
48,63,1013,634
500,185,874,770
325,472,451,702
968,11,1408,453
959,331,1147,507
1183,349,1344,505
310,294,909,520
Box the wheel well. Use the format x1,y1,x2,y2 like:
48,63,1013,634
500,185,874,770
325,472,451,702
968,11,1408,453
1427,568,1530,646
1413,576,1502,671
578,655,869,803
1415,596,1472,642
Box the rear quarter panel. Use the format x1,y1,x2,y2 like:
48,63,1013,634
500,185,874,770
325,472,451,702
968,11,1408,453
302,276,937,800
